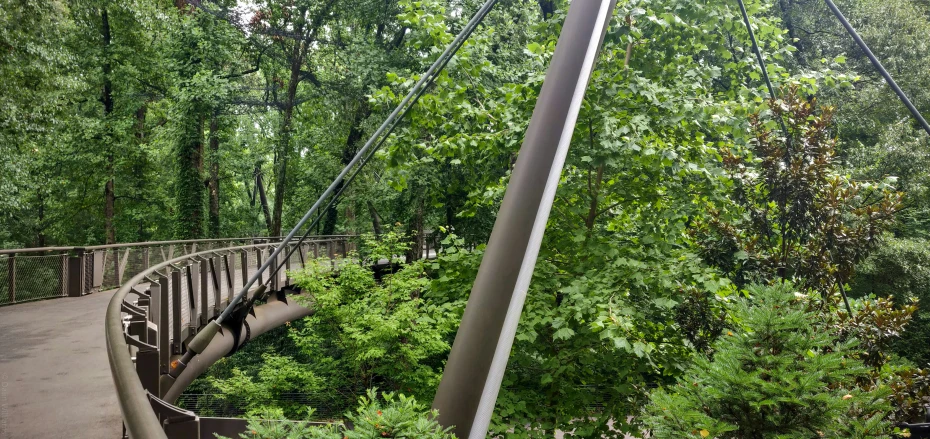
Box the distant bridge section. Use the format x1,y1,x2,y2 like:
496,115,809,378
0,236,330,306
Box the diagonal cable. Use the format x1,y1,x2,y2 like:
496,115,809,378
173,0,499,375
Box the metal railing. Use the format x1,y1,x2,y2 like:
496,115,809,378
0,236,350,306
105,236,352,439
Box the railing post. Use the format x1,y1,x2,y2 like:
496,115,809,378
155,273,170,377
199,258,209,325
208,257,220,316
240,250,248,288
285,245,292,286
184,265,198,334
171,270,183,354
223,253,233,305
60,253,68,297
7,253,15,304
269,247,279,291
255,247,264,285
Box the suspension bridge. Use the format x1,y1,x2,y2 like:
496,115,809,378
0,236,359,438
2,0,929,437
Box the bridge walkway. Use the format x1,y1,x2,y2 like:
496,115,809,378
0,289,121,438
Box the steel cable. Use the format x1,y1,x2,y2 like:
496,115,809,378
822,0,930,137
178,0,500,371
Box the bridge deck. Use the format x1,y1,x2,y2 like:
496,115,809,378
0,290,121,438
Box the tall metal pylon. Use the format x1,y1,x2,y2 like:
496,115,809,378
431,1,617,437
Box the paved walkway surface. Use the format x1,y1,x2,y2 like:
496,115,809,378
0,291,121,439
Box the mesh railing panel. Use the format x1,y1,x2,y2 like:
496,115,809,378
84,252,94,295
101,249,118,290
124,248,146,285
6,254,65,304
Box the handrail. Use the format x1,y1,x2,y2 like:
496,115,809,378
106,237,349,438
0,235,352,255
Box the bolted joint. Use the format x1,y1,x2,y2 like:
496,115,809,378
187,320,221,354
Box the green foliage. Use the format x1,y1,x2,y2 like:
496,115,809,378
852,236,930,366
695,87,902,298
290,257,459,401
356,225,411,265
217,389,455,439
643,283,895,438
207,354,323,419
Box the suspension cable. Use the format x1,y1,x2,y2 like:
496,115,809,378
174,0,500,375
822,0,930,137
260,81,432,286
735,0,791,144
258,0,492,288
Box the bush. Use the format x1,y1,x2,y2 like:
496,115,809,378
642,284,895,438
217,389,456,439
852,236,930,366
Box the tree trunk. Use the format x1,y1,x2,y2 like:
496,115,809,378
271,11,309,237
208,113,220,238
405,200,424,262
134,105,147,242
101,7,116,244
175,117,205,239
323,100,370,235
538,0,556,19
367,200,383,238
255,168,273,234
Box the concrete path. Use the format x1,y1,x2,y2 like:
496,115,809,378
0,291,121,439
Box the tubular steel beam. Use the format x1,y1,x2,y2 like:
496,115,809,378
161,297,315,403
431,1,616,437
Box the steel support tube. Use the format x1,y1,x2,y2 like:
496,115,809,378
431,1,615,437
823,0,930,137
162,297,315,402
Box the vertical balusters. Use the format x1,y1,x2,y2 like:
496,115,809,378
154,275,170,374
184,264,198,333
171,270,182,354
255,247,264,286
199,258,209,325
209,257,220,316
240,250,248,288
223,253,233,305
285,245,292,285
269,246,278,291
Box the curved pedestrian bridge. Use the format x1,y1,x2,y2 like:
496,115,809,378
0,236,357,439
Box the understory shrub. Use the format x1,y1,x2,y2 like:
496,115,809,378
642,283,896,438
217,389,456,439
852,236,930,366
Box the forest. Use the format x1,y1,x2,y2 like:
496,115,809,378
3,0,930,437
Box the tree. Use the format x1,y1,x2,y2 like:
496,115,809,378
643,283,895,438
694,87,902,300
